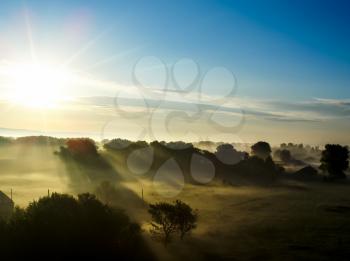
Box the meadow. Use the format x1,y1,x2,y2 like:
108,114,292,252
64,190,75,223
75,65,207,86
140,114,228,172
0,140,349,260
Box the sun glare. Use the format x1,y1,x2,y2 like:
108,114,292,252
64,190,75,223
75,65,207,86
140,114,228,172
5,62,74,108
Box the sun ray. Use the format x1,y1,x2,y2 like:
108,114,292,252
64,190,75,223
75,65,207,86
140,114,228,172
24,8,37,61
83,46,143,71
63,27,113,66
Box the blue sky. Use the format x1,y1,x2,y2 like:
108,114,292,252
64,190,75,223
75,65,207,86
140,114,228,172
0,0,349,144
1,0,350,99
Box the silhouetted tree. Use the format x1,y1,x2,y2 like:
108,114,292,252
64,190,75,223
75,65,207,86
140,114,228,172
251,141,272,160
148,200,197,245
14,136,66,146
56,138,116,184
320,144,349,180
293,166,319,181
66,138,98,156
149,202,178,245
274,148,306,166
215,144,246,165
103,138,136,151
280,149,292,162
174,200,197,240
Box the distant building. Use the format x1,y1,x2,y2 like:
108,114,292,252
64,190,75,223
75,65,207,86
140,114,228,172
0,191,14,220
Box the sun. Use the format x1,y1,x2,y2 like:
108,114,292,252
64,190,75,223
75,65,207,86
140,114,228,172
5,62,74,108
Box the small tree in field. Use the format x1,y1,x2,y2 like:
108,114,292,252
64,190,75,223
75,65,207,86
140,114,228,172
174,200,197,240
320,144,349,180
148,200,197,245
148,202,178,245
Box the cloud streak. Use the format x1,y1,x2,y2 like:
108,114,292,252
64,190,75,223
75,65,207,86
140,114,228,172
71,95,344,123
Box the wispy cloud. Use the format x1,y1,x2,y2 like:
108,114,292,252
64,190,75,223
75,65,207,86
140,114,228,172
70,95,350,123
312,97,350,107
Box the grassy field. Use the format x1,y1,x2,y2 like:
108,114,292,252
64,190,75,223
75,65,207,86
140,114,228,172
0,145,68,206
123,181,350,260
1,145,350,260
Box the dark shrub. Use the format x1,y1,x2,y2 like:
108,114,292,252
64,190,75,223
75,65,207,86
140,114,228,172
320,144,349,180
0,193,154,260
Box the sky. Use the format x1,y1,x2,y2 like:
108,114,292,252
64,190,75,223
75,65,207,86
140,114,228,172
0,0,349,145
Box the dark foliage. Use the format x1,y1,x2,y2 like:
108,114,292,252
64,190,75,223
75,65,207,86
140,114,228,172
215,143,247,165
104,139,217,184
0,193,154,260
66,138,98,156
174,200,198,240
293,166,319,181
0,135,66,146
149,202,178,245
251,141,272,160
103,139,286,185
278,143,321,163
280,149,292,162
56,138,119,187
103,138,133,150
148,200,197,245
274,149,305,166
320,144,349,180
227,155,282,184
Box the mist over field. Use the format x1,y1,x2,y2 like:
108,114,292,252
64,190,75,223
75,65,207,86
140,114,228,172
0,144,67,206
0,136,349,260
1,1,350,260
